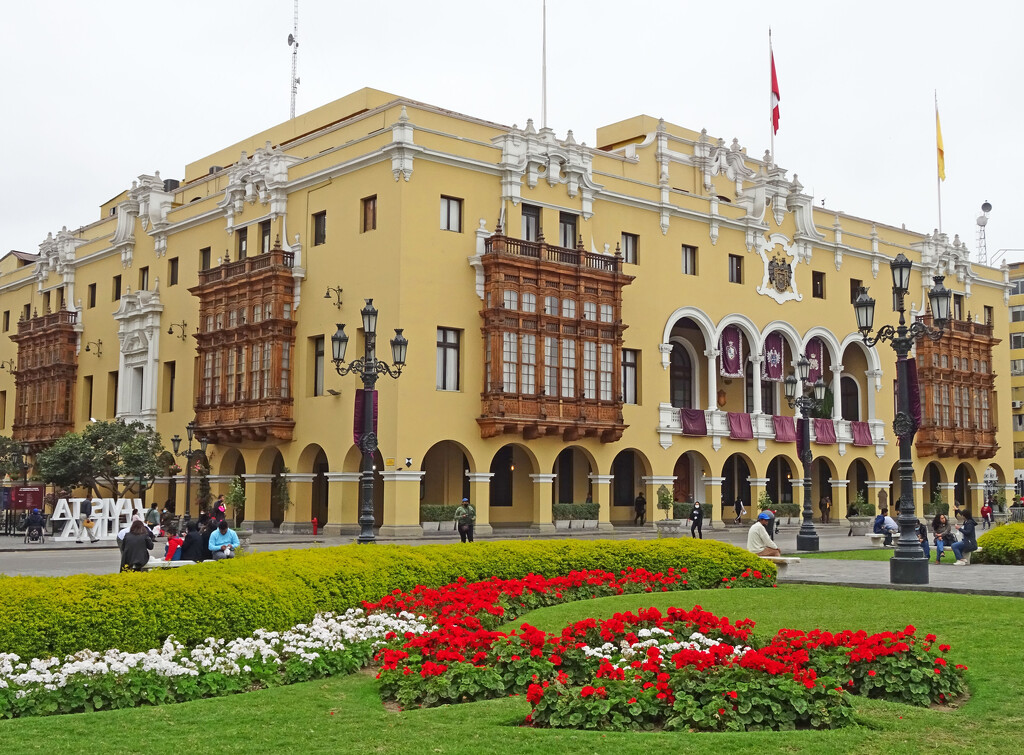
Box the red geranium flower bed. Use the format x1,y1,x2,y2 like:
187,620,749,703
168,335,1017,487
368,570,968,732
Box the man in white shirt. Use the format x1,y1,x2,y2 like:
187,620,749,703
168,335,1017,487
747,511,781,557
879,507,899,547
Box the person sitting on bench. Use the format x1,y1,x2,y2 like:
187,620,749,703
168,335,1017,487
874,507,899,546
747,511,781,557
951,511,979,565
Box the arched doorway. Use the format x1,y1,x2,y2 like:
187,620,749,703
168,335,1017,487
311,449,329,526
488,444,535,525
722,454,752,518
924,462,945,510
422,441,472,507
552,447,595,504
765,455,795,507
954,463,973,512
847,459,870,510
673,451,710,505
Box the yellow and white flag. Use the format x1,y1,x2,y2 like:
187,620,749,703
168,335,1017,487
936,106,946,181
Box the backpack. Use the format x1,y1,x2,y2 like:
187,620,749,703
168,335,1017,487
873,514,885,534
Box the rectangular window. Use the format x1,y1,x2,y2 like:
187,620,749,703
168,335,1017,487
313,211,327,245
112,275,122,301
561,299,576,319
1013,333,1024,350
728,254,743,284
850,278,863,304
361,196,377,232
281,343,290,399
621,233,638,264
237,227,248,259
544,337,559,396
262,344,271,399
561,339,576,398
681,245,697,275
522,204,541,241
1008,305,1024,323
521,334,536,395
87,283,96,308
502,333,518,393
985,305,994,326
522,292,536,313
503,290,518,310
234,346,245,400
812,271,825,299
312,336,324,397
1011,360,1024,376
622,349,639,405
22,304,30,321
107,371,119,416
953,293,963,320
163,362,175,412
583,302,596,321
138,266,149,292
437,328,460,391
260,220,272,253
249,345,261,400
200,247,211,271
226,348,236,402
981,390,990,430
43,291,51,313
82,378,92,423
583,341,597,399
544,296,558,316
600,343,613,401
168,257,179,286
600,304,613,323
440,196,462,232
559,212,577,249
2,311,8,332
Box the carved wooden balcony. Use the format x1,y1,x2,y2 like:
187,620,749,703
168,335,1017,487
10,309,79,449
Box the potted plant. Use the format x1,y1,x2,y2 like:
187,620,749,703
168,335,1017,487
924,490,949,518
655,485,682,536
992,491,1009,525
552,503,574,530
578,502,599,529
420,504,458,533
846,490,875,535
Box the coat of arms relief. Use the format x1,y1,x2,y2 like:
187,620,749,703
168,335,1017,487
755,233,802,304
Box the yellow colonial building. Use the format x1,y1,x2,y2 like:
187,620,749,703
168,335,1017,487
1007,262,1024,495
0,88,1014,535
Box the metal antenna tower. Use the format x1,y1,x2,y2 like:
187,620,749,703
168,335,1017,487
976,200,991,265
287,0,300,119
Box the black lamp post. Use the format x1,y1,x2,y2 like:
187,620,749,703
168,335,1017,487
784,357,826,552
331,298,408,544
853,253,951,585
171,421,209,520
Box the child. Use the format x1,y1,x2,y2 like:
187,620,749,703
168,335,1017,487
164,525,184,561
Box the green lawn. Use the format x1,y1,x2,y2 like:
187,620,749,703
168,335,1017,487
803,549,903,561
0,584,1020,754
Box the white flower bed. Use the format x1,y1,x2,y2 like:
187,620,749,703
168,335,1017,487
579,630,751,664
0,609,431,712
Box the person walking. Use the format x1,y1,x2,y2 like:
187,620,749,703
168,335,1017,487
819,495,832,524
76,495,99,544
688,501,704,539
733,497,745,524
455,498,476,543
119,520,154,571
213,494,227,523
633,492,647,526
980,500,993,530
144,503,160,532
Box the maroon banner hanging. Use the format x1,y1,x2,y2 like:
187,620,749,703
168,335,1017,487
796,418,808,459
761,332,784,382
680,408,708,436
772,414,796,442
353,388,378,446
806,338,824,383
719,325,744,378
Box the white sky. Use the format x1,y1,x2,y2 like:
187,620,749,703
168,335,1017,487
2,0,1021,264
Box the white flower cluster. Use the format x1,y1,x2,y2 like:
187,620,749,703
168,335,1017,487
579,629,752,665
0,609,431,699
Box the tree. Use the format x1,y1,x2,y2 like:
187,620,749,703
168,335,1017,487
0,435,23,479
35,420,167,499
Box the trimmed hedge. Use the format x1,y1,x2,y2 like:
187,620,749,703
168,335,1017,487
552,502,600,520
672,503,713,520
419,504,460,521
974,523,1024,565
0,539,772,660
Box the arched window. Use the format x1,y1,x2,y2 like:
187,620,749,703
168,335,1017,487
841,376,859,421
670,344,693,409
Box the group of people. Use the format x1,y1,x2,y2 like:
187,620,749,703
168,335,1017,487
115,494,238,571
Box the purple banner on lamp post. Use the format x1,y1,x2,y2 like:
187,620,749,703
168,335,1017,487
353,389,378,445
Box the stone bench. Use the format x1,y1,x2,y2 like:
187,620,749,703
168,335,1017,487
865,533,891,547
140,559,199,571
954,547,982,565
759,555,800,574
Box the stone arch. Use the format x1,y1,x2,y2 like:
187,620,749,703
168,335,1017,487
256,446,283,475
846,458,872,510
668,336,701,410
672,450,711,505
714,313,762,353
551,445,597,504
838,333,882,374
721,452,755,520
609,447,652,522
296,443,329,527
217,448,246,526
661,306,715,350
758,319,803,359
488,443,538,526
923,461,946,510
953,462,978,511
801,327,842,366
764,454,797,508
422,440,472,507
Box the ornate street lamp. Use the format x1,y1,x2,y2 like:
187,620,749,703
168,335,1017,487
784,357,827,551
171,420,209,520
332,298,408,544
853,254,950,585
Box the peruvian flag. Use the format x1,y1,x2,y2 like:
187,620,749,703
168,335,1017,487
770,48,781,134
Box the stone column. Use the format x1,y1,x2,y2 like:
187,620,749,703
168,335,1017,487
864,369,881,420
378,470,425,539
465,472,494,537
703,476,724,528
587,474,615,531
642,475,675,524
704,348,720,410
968,482,987,517
750,356,763,415
240,474,274,533
747,477,769,518
831,365,844,421
280,473,316,534
913,481,927,520
830,478,850,520
529,473,557,533
323,472,360,536
937,482,957,513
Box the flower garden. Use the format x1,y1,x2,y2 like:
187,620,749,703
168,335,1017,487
0,537,974,743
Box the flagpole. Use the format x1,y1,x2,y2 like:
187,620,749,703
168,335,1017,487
935,90,942,234
541,0,547,129
769,28,774,162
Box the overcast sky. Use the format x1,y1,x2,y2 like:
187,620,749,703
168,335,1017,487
2,1,1021,266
